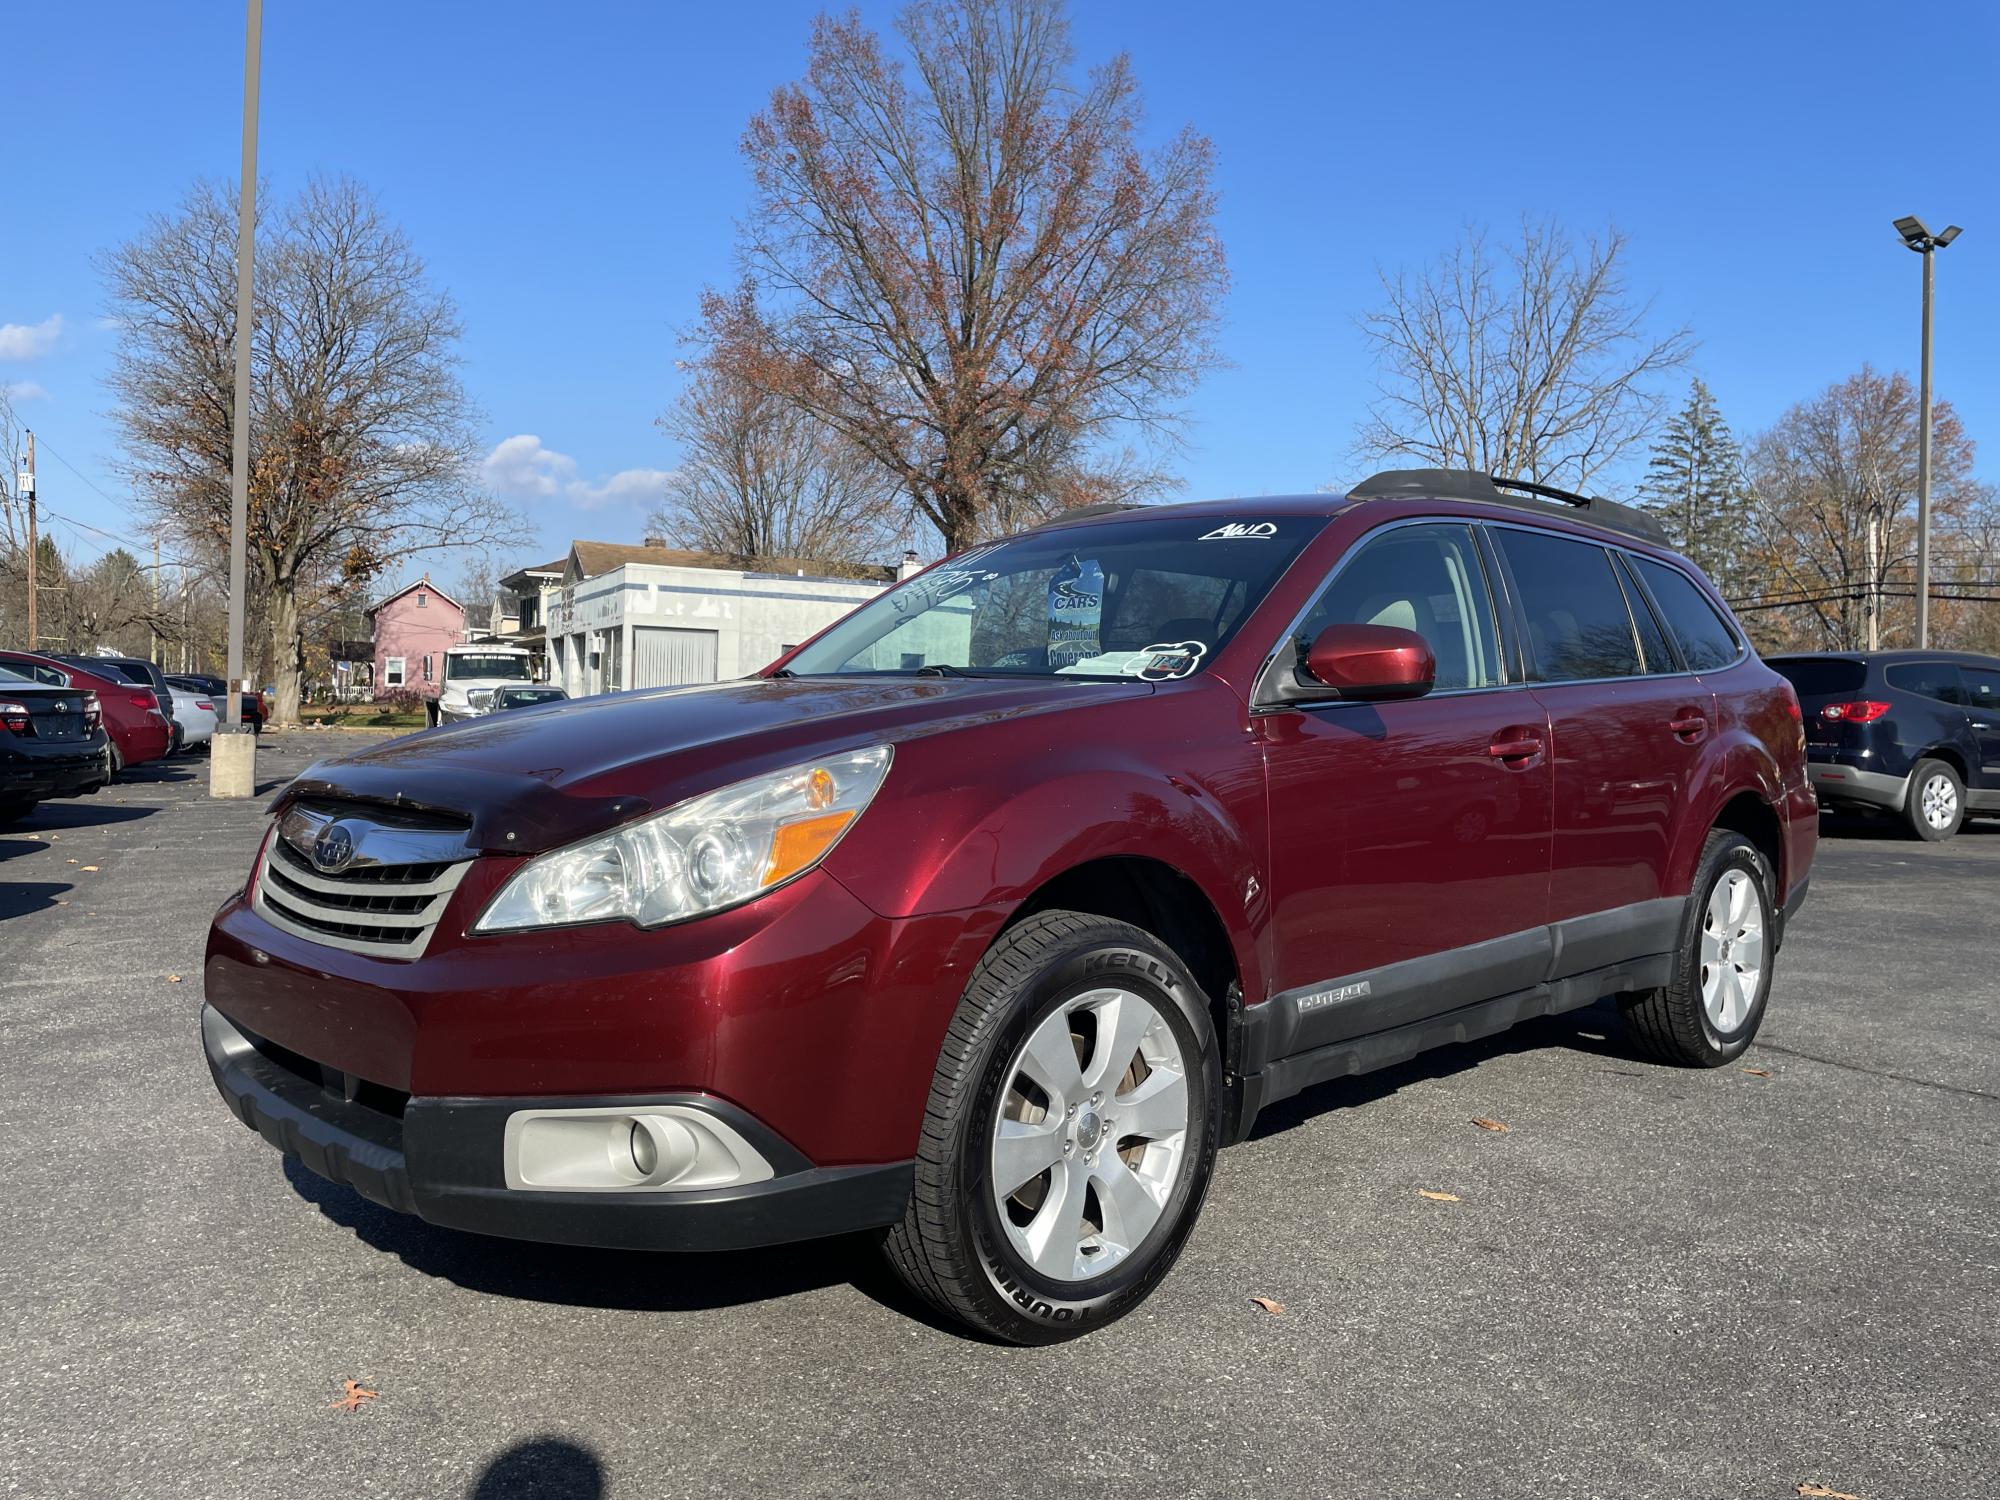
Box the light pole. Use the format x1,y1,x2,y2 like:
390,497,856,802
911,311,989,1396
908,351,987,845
1893,214,1963,649
212,0,263,797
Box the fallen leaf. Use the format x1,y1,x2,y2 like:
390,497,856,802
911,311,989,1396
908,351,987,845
1418,1190,1461,1203
80,865,99,872
166,974,183,984
1744,1067,1772,1078
1797,1486,1861,1499
66,858,77,865
329,1379,379,1415
1471,1118,1510,1133
1248,1296,1284,1315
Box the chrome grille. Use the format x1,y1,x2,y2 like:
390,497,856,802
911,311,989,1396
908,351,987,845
252,803,475,959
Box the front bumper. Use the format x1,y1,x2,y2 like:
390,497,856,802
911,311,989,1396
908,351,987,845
203,1004,913,1251
1807,760,1907,812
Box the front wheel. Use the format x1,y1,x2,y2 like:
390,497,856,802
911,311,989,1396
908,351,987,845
1906,759,1964,842
883,910,1221,1344
1621,830,1775,1067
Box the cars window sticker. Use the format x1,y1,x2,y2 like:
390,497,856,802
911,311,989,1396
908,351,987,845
891,564,999,614
1045,556,1105,670
1052,641,1208,679
1198,521,1278,541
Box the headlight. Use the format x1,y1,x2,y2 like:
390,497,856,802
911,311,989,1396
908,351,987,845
467,688,496,713
473,745,892,933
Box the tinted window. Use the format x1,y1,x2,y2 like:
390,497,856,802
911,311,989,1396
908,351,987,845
0,664,29,683
1497,530,1640,680
1963,668,2000,713
1631,557,1741,671
1884,662,1960,703
1770,658,1866,697
1296,524,1502,691
1616,558,1679,673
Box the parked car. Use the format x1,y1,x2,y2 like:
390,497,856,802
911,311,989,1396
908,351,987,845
0,649,172,773
200,469,1815,1343
166,683,220,753
169,674,264,733
429,644,537,725
492,685,569,712
1768,649,2000,840
0,664,110,824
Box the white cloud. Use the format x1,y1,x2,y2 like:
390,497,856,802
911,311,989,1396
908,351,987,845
0,314,63,361
3,381,47,401
481,434,669,513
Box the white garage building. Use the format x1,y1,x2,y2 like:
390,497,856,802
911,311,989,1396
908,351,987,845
545,540,916,696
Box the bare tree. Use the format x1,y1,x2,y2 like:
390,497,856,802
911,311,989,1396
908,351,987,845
706,0,1227,554
649,356,904,565
1355,219,1694,492
102,176,523,724
1742,365,1995,651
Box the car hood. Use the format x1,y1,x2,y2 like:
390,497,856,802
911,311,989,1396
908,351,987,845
276,675,1152,854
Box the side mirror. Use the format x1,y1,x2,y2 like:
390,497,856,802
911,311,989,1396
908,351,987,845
1301,623,1436,701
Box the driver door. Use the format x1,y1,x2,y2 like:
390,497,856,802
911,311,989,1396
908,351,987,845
1257,522,1553,1046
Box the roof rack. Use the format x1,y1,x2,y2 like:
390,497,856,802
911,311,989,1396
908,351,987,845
1347,468,1667,545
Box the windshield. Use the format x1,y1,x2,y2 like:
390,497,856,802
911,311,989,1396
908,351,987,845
784,515,1323,680
446,653,532,681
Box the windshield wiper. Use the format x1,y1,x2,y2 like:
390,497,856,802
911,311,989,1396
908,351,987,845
913,663,980,678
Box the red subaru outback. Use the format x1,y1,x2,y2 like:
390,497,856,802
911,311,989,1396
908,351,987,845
202,470,1814,1342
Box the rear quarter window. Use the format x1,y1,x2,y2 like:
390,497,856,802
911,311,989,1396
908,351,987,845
1883,662,1960,703
1631,557,1741,671
1769,658,1866,698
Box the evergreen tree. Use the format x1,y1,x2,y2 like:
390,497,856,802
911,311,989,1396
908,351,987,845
1637,378,1756,599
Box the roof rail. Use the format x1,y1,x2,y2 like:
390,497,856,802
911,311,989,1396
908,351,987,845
1347,468,1667,545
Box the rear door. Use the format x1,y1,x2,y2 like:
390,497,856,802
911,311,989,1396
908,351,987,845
1492,527,1712,961
1256,521,1553,1044
1960,665,2000,792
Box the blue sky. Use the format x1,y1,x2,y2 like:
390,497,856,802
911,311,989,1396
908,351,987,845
4,0,1995,580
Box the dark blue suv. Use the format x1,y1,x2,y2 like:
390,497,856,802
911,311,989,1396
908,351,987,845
1769,650,2000,840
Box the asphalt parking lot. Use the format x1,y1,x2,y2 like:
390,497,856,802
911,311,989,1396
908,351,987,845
2,733,1995,1500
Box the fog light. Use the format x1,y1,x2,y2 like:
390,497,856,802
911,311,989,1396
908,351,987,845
504,1104,778,1193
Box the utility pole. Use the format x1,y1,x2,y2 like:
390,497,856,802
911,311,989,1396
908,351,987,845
212,0,263,797
150,529,162,664
1893,215,1964,648
21,431,35,648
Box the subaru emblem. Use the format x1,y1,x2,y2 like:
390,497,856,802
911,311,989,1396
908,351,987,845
310,821,358,874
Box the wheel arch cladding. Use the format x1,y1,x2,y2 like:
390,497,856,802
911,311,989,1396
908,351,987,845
1005,855,1244,1062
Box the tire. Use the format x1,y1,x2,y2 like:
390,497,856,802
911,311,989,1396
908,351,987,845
107,741,124,777
883,910,1222,1344
1905,758,1964,842
1621,830,1776,1067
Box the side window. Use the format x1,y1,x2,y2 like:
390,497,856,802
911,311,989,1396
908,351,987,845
32,664,70,686
1631,557,1742,672
1616,556,1678,673
1295,524,1503,692
1962,668,2000,714
1496,530,1641,680
1884,662,1960,704
385,656,406,687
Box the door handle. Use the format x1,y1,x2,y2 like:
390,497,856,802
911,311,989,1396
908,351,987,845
1488,736,1543,762
1669,714,1708,743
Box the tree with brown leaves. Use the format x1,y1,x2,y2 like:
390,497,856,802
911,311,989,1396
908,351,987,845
1741,366,1997,652
706,0,1226,555
102,177,521,724
650,356,905,566
1355,219,1694,493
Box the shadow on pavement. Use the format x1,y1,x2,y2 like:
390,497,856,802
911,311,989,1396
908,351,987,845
1817,810,1999,840
1248,997,1644,1143
471,1437,605,1500
1,800,157,838
0,881,76,920
282,1155,895,1315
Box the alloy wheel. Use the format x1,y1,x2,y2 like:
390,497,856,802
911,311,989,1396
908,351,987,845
989,987,1192,1284
1920,772,1958,830
1699,869,1765,1033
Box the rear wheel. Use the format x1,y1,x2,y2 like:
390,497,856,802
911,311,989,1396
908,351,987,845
1905,759,1963,842
883,910,1221,1344
1621,829,1775,1067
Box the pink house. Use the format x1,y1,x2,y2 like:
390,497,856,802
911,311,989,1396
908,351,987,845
366,578,465,701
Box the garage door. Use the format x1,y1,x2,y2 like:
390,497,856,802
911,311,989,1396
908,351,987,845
632,626,719,688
